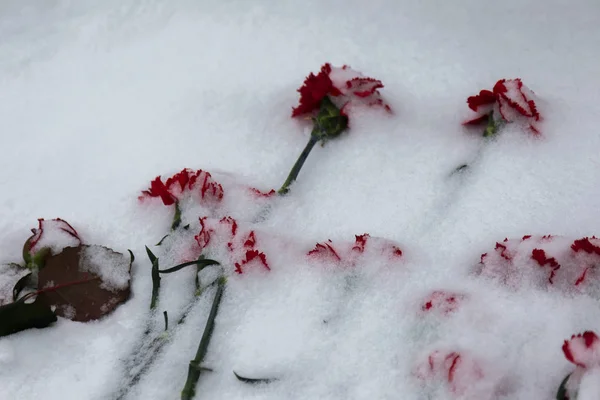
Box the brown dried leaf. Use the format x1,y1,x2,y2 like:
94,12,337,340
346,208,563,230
37,245,131,322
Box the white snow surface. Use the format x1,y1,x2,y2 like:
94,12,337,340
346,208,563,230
1,1,600,399
80,245,131,291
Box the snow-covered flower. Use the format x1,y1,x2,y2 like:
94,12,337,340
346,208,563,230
421,290,468,315
140,168,224,229
464,78,541,136
279,64,391,195
292,63,391,118
194,216,270,274
415,349,489,398
24,218,82,268
476,235,600,294
140,168,224,206
559,331,600,399
307,233,402,267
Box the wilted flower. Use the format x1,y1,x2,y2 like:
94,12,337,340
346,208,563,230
464,78,541,136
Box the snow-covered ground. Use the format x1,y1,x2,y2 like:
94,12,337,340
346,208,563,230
1,1,600,399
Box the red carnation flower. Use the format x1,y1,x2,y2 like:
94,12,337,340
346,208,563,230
421,290,468,315
307,240,342,263
563,331,600,369
292,63,390,118
307,234,403,267
280,65,391,194
559,331,600,398
142,177,176,206
195,216,270,274
464,78,541,135
140,168,224,206
415,349,486,396
28,218,81,254
478,235,600,293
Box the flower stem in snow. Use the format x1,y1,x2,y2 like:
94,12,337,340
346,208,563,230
171,202,182,231
483,111,499,137
278,135,319,195
278,96,348,195
181,276,226,400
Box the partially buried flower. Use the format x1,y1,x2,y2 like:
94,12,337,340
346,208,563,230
464,78,541,136
194,216,270,275
278,64,391,195
558,331,600,399
292,63,391,119
24,218,82,268
307,233,402,268
140,168,224,229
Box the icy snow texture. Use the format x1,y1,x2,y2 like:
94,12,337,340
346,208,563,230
1,1,600,399
79,245,131,291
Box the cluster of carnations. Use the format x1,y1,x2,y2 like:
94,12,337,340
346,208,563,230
1,63,555,398
413,234,600,399
412,327,600,400
478,235,600,292
133,64,556,399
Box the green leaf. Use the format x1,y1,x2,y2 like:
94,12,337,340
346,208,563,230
128,249,135,263
159,259,220,274
12,273,33,301
150,258,160,310
22,236,33,264
37,245,132,322
156,235,169,246
145,246,158,264
0,296,57,337
233,371,276,385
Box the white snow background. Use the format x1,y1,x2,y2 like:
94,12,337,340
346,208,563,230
1,0,600,399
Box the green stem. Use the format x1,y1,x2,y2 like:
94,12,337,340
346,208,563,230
171,202,182,231
278,134,320,195
483,111,498,137
181,277,226,400
150,258,160,310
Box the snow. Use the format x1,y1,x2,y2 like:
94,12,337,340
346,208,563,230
80,245,131,291
1,1,600,399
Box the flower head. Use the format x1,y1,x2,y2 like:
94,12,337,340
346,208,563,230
415,349,486,396
25,218,82,265
464,78,541,135
194,216,270,274
140,168,224,206
563,331,600,369
292,63,391,119
307,233,403,267
477,235,600,293
421,290,468,315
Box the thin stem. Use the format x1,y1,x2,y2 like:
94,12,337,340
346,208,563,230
150,258,160,310
171,202,182,231
278,134,320,195
158,259,219,274
181,277,226,400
